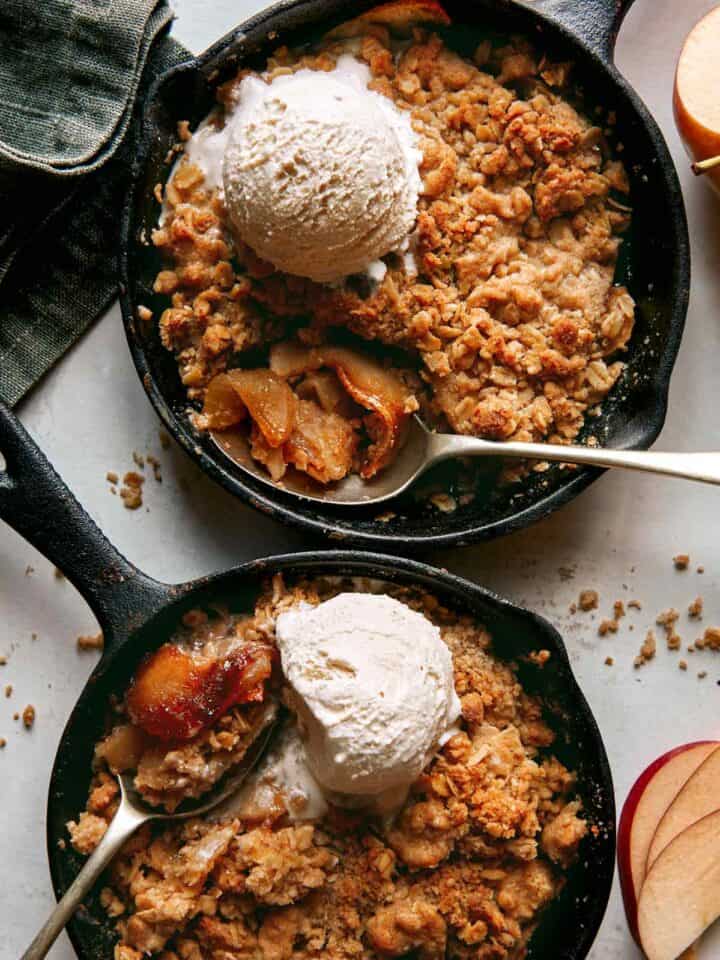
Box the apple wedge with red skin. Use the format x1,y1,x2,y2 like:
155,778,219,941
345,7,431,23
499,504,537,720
638,808,720,960
617,740,718,942
647,742,720,870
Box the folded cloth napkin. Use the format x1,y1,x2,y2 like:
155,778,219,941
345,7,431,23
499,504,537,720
0,0,191,406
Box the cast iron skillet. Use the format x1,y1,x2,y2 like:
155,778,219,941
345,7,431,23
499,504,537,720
0,402,615,960
120,0,690,550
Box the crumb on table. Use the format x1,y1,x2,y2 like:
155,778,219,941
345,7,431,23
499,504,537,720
696,627,720,651
628,599,642,610
77,633,104,652
4,685,11,698
604,656,614,666
598,618,618,636
688,597,704,620
673,554,690,570
120,471,145,510
22,705,35,730
106,471,119,485
634,630,656,668
678,660,688,671
578,590,599,611
0,738,6,749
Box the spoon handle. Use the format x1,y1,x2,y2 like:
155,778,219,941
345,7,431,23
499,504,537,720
21,798,147,960
428,434,720,486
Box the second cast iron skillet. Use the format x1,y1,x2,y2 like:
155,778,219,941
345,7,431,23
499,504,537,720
0,402,614,960
120,0,689,550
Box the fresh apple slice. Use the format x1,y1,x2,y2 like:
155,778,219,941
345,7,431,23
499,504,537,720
674,6,720,192
647,742,720,870
638,808,720,960
327,0,450,39
617,741,718,941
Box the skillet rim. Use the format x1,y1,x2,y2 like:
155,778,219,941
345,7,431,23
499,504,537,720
118,0,690,548
46,548,616,960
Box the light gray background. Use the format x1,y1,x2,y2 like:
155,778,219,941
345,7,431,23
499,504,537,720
4,0,720,955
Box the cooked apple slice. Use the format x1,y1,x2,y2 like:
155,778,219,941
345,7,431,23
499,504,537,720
617,741,718,941
674,6,720,192
647,742,720,870
326,0,450,39
638,808,720,960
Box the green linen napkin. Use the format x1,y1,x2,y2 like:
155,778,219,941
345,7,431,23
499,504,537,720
0,0,191,406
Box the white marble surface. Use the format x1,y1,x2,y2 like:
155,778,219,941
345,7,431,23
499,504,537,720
4,0,720,956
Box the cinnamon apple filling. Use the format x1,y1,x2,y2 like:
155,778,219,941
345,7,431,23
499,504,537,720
199,344,416,483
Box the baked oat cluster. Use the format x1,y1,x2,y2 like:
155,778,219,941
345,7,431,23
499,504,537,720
152,19,633,487
69,576,588,960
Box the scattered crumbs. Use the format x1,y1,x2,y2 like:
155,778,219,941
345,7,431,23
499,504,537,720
634,630,656,668
688,597,704,620
31,632,37,641
697,565,705,574
22,704,35,729
667,630,682,651
578,589,599,611
688,644,695,653
598,619,618,636
106,471,119,485
12,712,19,721
0,655,6,666
568,602,577,615
0,738,5,749
159,430,171,450
24,564,34,576
147,455,162,483
120,471,145,510
673,554,690,570
54,568,65,580
613,600,625,620
77,632,104,652
604,656,614,666
137,304,153,322
628,599,642,610
558,566,575,582
678,660,688,671
698,671,708,679
529,650,551,667
132,451,145,469
697,627,720,651
4,685,11,698
656,608,680,627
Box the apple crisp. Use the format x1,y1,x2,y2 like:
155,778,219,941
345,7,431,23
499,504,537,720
152,15,633,487
69,576,588,960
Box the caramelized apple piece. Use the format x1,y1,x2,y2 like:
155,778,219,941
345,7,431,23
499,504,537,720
126,642,274,742
203,369,297,446
202,373,248,430
271,342,413,478
296,370,356,417
285,399,359,484
96,723,147,773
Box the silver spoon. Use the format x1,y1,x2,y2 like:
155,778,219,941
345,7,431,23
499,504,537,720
212,415,720,507
22,704,278,960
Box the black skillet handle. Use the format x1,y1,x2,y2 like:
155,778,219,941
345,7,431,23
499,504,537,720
0,403,173,645
519,0,637,61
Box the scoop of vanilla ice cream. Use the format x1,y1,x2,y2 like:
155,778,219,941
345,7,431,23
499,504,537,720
222,57,422,283
275,593,461,796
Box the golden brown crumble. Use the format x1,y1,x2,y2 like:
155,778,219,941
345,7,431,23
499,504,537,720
688,596,704,619
77,632,104,652
697,627,720,651
0,738,6,749
106,471,119,484
4,684,12,697
634,630,656,668
120,471,145,510
678,660,688,671
22,704,35,729
604,657,614,666
153,22,633,488
598,619,617,637
69,576,587,960
578,589,599,612
673,554,690,570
